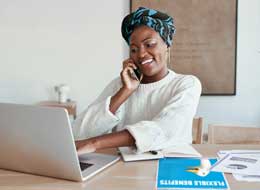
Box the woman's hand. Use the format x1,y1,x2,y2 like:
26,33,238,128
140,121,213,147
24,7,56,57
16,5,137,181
109,59,143,114
75,130,135,155
75,139,97,156
121,58,142,92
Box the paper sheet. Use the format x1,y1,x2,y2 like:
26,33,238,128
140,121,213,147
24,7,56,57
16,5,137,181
216,150,260,182
212,153,260,175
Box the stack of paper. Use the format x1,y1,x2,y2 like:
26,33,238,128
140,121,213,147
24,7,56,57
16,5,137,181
211,150,260,182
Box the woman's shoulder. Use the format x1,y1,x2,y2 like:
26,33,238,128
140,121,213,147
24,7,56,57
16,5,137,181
108,76,122,86
94,76,122,101
103,76,122,91
169,70,201,89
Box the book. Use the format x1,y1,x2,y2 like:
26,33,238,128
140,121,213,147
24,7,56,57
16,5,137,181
118,144,201,162
157,158,229,190
163,144,202,158
118,147,164,161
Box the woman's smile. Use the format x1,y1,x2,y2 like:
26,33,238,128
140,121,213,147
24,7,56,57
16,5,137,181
140,58,153,65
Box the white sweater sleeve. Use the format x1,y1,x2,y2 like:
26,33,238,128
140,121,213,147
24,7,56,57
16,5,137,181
126,76,202,153
72,78,124,140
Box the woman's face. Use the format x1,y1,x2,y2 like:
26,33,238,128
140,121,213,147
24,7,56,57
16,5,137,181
130,25,169,83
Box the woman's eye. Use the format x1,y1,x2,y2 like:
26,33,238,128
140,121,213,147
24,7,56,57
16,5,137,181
131,48,137,53
146,42,156,48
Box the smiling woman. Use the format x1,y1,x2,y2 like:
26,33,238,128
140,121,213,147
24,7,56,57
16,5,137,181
73,7,202,155
129,25,169,83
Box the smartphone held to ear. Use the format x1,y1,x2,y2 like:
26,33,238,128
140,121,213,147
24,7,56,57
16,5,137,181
133,68,141,81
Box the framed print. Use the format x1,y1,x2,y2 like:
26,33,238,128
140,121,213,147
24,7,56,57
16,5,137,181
131,0,237,95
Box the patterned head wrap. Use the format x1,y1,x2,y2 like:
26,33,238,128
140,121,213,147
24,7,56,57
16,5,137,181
121,7,176,47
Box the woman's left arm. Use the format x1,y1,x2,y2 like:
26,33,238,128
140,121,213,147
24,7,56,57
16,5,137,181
126,76,202,153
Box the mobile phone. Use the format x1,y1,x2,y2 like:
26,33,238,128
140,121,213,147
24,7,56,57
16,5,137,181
133,68,141,81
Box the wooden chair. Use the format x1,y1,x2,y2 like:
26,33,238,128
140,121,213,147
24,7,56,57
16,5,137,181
192,117,203,144
208,125,260,144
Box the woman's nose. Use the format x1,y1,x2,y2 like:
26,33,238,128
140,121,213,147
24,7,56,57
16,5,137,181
138,47,147,59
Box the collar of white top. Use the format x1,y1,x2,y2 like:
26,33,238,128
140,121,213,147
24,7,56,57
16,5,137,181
138,70,176,91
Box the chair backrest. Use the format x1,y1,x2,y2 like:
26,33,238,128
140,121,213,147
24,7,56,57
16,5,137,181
192,117,203,144
208,125,260,144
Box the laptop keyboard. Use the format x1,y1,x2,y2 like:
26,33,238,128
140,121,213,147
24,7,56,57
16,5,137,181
79,162,93,171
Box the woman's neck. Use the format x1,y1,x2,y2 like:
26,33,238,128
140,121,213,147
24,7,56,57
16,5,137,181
141,68,169,84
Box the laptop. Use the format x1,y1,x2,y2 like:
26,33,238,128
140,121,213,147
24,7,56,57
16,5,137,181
0,103,120,181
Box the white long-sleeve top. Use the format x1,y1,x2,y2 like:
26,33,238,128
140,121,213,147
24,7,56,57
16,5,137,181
73,70,201,153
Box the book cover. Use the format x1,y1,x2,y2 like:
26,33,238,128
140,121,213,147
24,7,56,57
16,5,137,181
157,158,229,190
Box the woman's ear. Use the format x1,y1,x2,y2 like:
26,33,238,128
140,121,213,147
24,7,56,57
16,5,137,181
167,48,171,65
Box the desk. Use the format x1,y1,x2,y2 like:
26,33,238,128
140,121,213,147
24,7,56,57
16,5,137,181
0,144,260,190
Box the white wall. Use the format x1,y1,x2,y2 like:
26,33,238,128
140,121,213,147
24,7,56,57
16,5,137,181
0,0,259,131
0,0,129,112
197,0,260,131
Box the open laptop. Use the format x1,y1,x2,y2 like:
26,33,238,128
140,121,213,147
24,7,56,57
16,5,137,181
0,102,120,182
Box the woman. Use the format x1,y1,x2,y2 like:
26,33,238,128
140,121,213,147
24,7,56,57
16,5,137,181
73,7,201,155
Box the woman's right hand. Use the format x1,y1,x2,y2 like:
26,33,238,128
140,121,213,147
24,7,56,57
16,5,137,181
121,58,142,93
109,59,142,114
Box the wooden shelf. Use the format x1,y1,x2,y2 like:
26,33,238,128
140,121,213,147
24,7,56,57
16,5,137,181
39,101,77,119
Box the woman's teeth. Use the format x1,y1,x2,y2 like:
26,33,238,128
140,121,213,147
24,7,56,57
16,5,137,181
141,59,153,65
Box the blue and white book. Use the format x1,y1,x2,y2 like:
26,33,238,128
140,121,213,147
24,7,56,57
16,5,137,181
157,158,229,190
